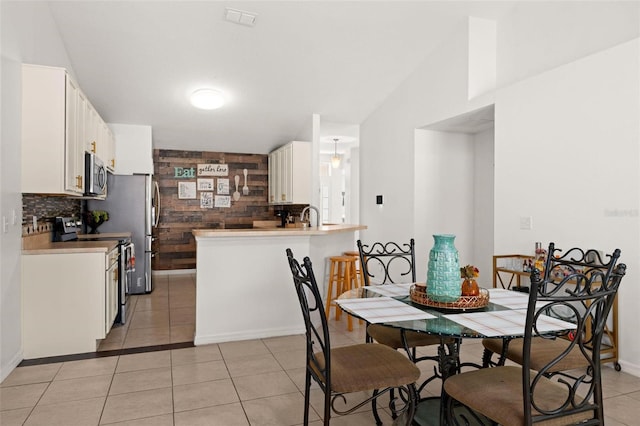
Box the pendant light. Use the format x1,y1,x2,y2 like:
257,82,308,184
331,138,341,169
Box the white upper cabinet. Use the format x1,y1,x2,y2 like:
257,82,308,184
102,124,116,172
109,123,153,175
22,64,114,195
22,64,85,195
268,141,311,204
84,101,116,172
64,76,84,194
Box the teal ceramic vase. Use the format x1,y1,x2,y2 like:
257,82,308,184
426,234,461,302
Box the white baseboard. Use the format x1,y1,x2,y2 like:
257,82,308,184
194,326,305,346
152,269,196,276
617,359,640,378
0,349,23,383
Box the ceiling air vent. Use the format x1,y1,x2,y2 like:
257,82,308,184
224,7,257,27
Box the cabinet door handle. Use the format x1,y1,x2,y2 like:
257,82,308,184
91,141,97,153
111,159,115,168
76,175,83,189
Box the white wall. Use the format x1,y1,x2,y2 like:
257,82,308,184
497,1,640,88
414,130,475,281
412,127,493,284
359,4,640,374
0,1,75,381
360,23,475,246
0,55,24,382
473,127,495,280
494,38,640,375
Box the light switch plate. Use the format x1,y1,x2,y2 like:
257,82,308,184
519,216,532,230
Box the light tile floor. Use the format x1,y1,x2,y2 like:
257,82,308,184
2,273,639,425
97,273,196,351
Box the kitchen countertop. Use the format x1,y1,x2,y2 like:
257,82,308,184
22,239,118,255
192,223,366,238
77,232,132,240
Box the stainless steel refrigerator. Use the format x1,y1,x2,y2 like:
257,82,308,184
88,174,159,294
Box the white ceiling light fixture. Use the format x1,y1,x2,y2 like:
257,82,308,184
190,89,225,110
331,138,341,169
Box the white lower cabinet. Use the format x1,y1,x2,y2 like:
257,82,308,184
105,247,119,335
22,251,113,358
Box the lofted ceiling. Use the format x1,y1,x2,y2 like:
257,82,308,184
47,1,514,154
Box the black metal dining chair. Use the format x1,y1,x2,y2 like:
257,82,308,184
443,244,626,426
357,239,446,362
285,248,420,425
481,245,622,374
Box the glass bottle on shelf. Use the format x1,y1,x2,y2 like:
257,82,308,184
534,242,546,272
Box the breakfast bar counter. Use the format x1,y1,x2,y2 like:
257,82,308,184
192,224,366,345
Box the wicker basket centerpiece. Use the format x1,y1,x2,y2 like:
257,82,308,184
410,283,489,310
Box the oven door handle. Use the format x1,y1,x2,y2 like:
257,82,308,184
122,242,136,271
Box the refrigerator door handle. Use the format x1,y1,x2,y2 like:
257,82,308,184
153,180,160,227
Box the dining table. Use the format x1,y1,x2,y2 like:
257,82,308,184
336,284,577,426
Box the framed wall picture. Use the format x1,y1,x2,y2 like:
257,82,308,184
200,192,213,208
197,178,214,191
214,195,231,208
178,181,197,199
216,178,229,194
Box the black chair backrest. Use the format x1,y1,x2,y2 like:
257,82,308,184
285,249,331,388
523,243,626,421
357,239,416,285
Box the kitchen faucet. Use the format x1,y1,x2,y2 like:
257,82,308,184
300,205,320,228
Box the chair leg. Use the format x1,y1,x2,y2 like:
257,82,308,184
303,371,311,426
323,387,331,426
404,383,418,426
371,389,383,426
389,388,397,419
481,348,495,368
482,338,510,368
385,385,418,426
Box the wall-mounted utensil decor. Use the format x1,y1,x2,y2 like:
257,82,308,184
233,175,241,201
243,169,249,195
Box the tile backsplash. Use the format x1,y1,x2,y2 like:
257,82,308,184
22,194,81,236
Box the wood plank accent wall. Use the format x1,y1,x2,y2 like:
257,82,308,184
153,149,275,271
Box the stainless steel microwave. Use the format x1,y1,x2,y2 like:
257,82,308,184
85,151,107,196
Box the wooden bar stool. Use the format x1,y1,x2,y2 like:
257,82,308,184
326,255,357,331
343,250,365,329
343,250,364,289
